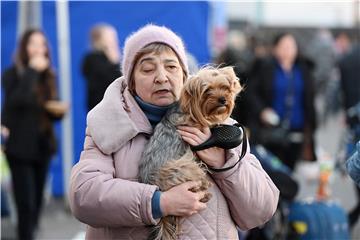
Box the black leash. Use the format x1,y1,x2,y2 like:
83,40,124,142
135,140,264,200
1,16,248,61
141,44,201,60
191,123,248,172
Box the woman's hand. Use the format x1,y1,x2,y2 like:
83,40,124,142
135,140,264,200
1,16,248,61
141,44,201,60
1,125,10,139
260,108,280,126
44,100,69,117
160,181,207,217
177,125,225,168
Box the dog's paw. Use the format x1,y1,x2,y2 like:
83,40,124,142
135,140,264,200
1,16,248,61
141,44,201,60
200,192,212,203
199,179,212,191
189,186,201,193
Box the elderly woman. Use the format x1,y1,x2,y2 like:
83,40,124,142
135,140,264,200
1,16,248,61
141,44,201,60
69,24,279,240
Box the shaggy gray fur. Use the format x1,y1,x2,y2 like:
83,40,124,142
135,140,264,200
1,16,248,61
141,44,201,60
138,103,189,185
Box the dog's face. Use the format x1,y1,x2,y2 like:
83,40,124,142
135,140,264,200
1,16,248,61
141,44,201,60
180,66,242,127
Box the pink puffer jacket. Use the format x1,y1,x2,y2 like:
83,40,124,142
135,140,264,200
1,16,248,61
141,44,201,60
69,78,279,240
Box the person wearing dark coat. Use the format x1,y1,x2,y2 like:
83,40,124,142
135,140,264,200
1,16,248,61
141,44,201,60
339,44,360,114
1,29,67,240
339,44,360,228
82,23,122,111
247,33,317,171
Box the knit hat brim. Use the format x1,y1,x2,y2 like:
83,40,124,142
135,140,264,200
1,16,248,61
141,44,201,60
122,24,189,86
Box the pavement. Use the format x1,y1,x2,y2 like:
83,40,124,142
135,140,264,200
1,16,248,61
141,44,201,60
2,111,360,240
1,197,85,240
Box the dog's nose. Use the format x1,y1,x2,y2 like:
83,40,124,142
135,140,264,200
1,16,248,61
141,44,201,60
218,96,226,105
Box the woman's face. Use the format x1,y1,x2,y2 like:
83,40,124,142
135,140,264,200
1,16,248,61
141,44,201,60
27,32,47,58
273,34,298,63
133,49,184,106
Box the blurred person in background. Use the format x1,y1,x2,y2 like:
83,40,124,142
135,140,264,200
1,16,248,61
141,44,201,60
339,42,360,229
215,30,254,126
339,43,359,117
347,141,360,186
305,29,338,124
335,32,352,58
247,32,317,171
248,33,270,60
69,24,279,240
82,23,122,111
215,30,253,81
324,32,352,120
1,29,68,240
306,29,337,96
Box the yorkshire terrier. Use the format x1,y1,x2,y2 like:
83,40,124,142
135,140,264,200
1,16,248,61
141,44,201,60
138,66,242,240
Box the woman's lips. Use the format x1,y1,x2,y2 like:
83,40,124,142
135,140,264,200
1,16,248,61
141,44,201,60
154,89,171,95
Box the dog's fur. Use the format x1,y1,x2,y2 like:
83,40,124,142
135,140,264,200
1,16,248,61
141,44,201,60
138,66,242,240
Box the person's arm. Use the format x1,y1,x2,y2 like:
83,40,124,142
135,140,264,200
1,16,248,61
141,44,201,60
210,142,280,230
44,100,68,121
177,121,279,230
346,141,360,186
69,130,158,228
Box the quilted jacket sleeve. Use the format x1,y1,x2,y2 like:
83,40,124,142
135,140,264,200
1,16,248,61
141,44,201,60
69,132,158,228
211,139,280,230
346,141,360,187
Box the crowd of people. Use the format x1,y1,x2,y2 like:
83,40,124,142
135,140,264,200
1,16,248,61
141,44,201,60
1,22,359,240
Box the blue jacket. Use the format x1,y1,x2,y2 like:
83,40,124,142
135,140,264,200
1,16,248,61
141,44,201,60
346,140,360,186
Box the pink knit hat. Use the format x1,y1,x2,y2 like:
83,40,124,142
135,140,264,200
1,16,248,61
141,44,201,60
122,24,189,85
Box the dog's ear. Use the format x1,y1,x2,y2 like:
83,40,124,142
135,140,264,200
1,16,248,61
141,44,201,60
219,66,242,94
180,76,208,127
180,82,192,115
232,78,242,95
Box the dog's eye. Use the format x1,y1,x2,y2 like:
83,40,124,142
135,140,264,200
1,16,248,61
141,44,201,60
221,86,229,91
204,88,212,95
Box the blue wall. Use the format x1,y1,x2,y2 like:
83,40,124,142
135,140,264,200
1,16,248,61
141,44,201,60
1,1,17,72
2,1,210,196
69,1,210,171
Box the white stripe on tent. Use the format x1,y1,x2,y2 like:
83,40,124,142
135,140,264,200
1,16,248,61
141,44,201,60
17,1,42,38
56,0,73,203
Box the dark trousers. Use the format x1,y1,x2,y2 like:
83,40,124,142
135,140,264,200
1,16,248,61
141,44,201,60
8,157,50,240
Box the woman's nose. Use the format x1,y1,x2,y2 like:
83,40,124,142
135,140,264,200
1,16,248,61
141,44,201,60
155,67,168,83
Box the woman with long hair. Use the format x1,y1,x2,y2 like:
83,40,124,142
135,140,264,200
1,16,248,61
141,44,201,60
1,29,67,240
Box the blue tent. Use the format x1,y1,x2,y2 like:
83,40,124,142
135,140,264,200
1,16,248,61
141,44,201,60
1,1,210,196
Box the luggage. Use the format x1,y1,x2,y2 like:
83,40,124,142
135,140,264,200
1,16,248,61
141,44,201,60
288,200,350,240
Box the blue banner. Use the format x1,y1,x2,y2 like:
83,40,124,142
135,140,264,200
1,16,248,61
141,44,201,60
2,1,210,196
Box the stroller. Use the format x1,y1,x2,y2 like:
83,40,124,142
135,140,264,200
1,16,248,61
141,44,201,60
244,144,299,240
